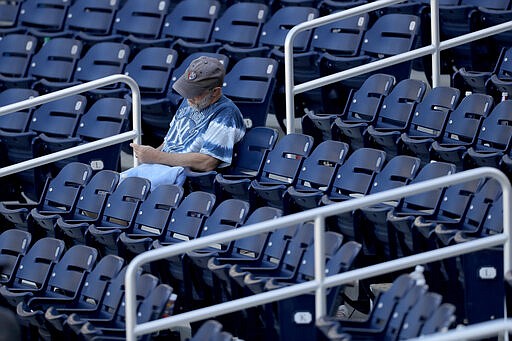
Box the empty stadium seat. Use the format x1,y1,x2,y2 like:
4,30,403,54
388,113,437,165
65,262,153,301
184,126,278,194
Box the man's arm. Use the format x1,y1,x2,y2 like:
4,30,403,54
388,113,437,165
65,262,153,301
130,143,220,171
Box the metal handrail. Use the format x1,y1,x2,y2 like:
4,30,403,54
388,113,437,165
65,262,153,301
0,74,142,178
283,0,512,133
124,167,511,341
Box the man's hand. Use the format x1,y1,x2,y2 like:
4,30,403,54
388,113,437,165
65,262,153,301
130,143,159,164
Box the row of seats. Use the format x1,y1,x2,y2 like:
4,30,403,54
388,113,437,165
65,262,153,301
0,31,279,145
303,73,512,176
0,230,176,340
0,92,130,200
0,172,364,339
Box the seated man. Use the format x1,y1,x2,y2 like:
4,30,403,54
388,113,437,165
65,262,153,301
121,56,246,189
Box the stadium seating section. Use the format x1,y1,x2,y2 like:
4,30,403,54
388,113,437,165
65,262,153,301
0,0,511,340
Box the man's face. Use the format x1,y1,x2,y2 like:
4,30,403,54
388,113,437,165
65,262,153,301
188,88,218,111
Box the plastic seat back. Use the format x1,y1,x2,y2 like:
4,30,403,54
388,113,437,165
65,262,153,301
65,170,120,223
129,184,184,237
294,140,349,191
404,86,460,139
162,191,216,244
0,0,22,28
395,162,457,216
17,0,70,33
6,237,65,291
370,155,421,195
124,47,178,95
97,176,151,229
0,34,38,79
0,88,38,133
327,148,386,200
74,42,130,84
223,57,279,128
258,133,314,184
65,0,119,37
343,73,395,123
28,37,83,84
34,162,94,214
0,230,31,284
211,2,269,48
29,95,87,138
112,0,169,39
198,199,250,251
371,78,427,131
438,93,494,145
259,6,319,52
311,13,369,57
471,99,512,153
31,245,98,303
162,0,220,43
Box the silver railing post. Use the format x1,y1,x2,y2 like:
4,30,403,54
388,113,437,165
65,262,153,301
314,215,326,320
430,0,441,87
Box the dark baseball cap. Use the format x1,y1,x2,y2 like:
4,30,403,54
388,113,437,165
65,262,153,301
172,56,225,99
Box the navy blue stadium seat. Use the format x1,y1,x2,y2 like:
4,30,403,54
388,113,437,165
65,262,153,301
71,41,130,97
13,0,71,36
318,13,420,113
430,93,494,170
223,57,279,129
215,133,313,202
303,73,395,143
0,237,65,308
0,230,31,285
214,2,270,63
117,184,184,258
27,37,83,92
57,176,149,246
184,126,278,195
247,133,314,208
79,283,174,340
44,254,125,335
0,0,23,30
65,270,158,337
84,176,151,254
205,206,284,296
336,155,420,259
0,88,38,135
463,99,512,169
165,0,221,57
15,244,98,330
283,140,349,213
0,162,92,233
0,34,38,88
331,74,396,150
486,47,512,102
363,78,427,157
63,0,120,40
189,320,234,341
385,162,457,258
379,86,459,161
321,147,386,204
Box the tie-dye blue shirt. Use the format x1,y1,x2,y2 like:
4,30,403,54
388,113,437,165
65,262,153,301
162,95,245,167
